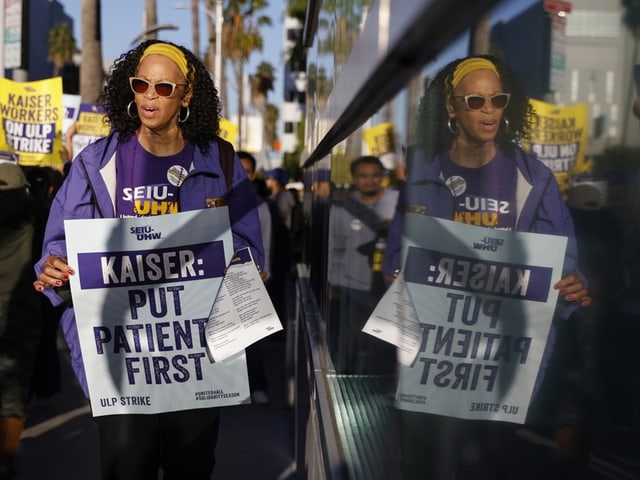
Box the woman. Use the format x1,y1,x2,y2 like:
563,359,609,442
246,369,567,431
383,55,590,479
385,54,590,307
33,40,264,480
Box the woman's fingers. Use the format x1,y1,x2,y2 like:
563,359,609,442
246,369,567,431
36,256,75,290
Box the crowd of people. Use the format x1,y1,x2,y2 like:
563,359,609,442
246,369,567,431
1,37,634,480
0,163,64,479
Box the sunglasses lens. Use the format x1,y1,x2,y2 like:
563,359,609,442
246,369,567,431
131,78,149,94
466,96,485,110
155,83,175,97
491,94,509,109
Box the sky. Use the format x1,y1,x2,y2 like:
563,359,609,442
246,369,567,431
58,0,286,118
56,0,538,120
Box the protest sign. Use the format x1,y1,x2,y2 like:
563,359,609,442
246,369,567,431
65,208,250,416
69,103,110,160
0,77,64,169
62,94,81,139
362,272,422,367
393,215,566,424
523,98,589,196
363,121,398,171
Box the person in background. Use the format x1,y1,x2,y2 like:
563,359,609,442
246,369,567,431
24,166,64,407
262,167,297,328
264,167,294,231
238,151,272,405
0,162,42,480
383,54,591,479
308,169,332,300
328,156,399,375
33,40,264,480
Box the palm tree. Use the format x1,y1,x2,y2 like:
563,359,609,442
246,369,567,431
264,103,279,151
47,23,78,76
468,11,492,55
190,0,201,59
622,0,640,36
317,0,371,67
223,0,271,149
203,0,218,83
251,61,275,150
80,0,104,102
144,0,158,40
250,60,275,113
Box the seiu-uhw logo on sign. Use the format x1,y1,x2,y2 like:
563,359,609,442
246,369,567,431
473,236,504,252
129,225,162,241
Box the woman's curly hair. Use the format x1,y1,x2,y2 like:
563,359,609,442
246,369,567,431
415,54,536,158
99,39,222,154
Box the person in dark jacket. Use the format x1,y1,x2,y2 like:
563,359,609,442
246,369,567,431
0,162,41,480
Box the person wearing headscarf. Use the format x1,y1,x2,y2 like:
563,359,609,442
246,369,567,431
384,55,590,479
33,40,264,480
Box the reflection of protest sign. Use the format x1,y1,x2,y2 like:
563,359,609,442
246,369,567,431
362,272,421,366
525,98,588,172
205,248,282,362
395,215,566,424
524,99,588,194
363,122,396,156
65,208,250,417
363,122,398,170
0,77,64,169
69,103,110,160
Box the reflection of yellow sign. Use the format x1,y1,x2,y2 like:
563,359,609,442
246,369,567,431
0,76,64,169
524,99,588,173
219,118,238,145
523,99,589,196
363,122,396,157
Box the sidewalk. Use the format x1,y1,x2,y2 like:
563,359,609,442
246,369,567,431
14,335,295,480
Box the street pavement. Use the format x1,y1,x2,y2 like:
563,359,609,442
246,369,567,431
14,335,295,480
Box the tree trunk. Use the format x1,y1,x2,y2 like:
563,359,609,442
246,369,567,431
206,0,227,115
468,11,492,55
145,0,157,40
237,62,245,148
204,0,215,74
191,0,200,59
80,0,104,103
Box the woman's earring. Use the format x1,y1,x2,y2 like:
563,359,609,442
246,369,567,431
447,118,457,134
502,117,510,132
127,101,138,119
178,106,190,123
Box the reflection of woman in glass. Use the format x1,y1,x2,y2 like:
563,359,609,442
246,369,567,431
384,55,590,479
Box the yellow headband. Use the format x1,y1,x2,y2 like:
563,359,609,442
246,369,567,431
139,43,189,79
450,58,499,90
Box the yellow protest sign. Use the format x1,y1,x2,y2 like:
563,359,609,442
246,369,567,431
363,122,396,157
523,99,589,195
219,118,238,146
0,77,64,169
525,98,589,172
68,103,111,160
76,104,110,137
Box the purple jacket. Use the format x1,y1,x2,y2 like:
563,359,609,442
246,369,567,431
382,147,585,403
35,132,264,396
384,147,580,292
